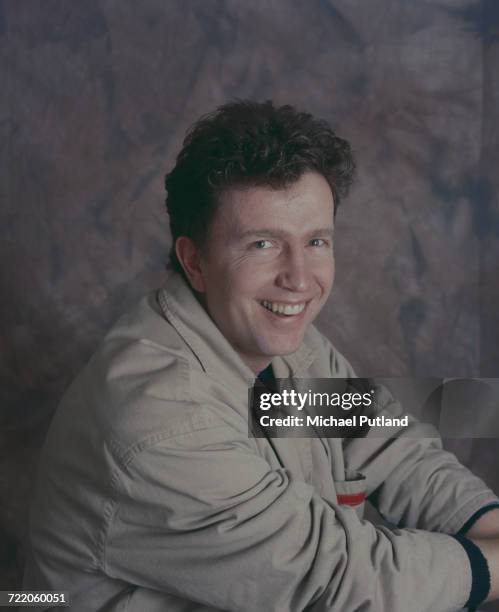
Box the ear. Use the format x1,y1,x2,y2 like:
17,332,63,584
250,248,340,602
175,236,206,293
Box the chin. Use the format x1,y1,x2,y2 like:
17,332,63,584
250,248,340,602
264,338,303,357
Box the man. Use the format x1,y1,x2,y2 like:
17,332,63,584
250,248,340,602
24,100,499,610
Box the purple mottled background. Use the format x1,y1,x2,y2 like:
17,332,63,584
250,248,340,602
1,0,499,604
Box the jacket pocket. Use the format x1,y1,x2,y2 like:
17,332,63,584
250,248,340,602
334,471,367,518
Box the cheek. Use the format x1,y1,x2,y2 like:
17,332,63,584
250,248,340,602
328,261,336,285
233,260,275,292
315,256,335,286
213,268,260,312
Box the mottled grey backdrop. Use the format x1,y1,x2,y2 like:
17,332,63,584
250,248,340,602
1,0,499,600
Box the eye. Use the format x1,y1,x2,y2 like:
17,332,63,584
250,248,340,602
253,239,273,249
309,238,327,247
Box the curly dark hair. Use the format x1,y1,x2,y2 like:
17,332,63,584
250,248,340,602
165,100,355,274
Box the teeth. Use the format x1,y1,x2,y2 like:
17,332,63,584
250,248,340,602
261,300,306,315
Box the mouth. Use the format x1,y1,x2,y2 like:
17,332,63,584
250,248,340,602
260,300,307,317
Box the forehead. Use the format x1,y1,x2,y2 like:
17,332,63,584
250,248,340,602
214,172,335,236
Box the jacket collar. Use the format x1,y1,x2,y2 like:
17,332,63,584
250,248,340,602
157,271,316,383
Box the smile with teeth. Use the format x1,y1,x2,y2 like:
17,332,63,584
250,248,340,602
261,300,306,316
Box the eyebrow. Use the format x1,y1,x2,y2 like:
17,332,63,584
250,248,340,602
236,227,334,240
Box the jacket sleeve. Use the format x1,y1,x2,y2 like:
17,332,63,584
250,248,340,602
328,347,499,534
103,412,474,612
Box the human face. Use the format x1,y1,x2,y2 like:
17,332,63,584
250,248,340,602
194,172,335,374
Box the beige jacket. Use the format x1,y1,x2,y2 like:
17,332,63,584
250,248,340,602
24,272,499,611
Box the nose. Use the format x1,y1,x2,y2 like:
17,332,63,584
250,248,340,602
275,247,311,293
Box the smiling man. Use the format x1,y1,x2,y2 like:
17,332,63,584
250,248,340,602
24,101,499,611
175,171,335,373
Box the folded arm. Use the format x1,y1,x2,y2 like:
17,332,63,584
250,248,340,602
104,416,475,611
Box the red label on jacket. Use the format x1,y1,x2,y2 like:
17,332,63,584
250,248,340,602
337,492,366,506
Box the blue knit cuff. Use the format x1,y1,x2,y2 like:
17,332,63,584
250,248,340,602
452,534,491,610
458,503,499,535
